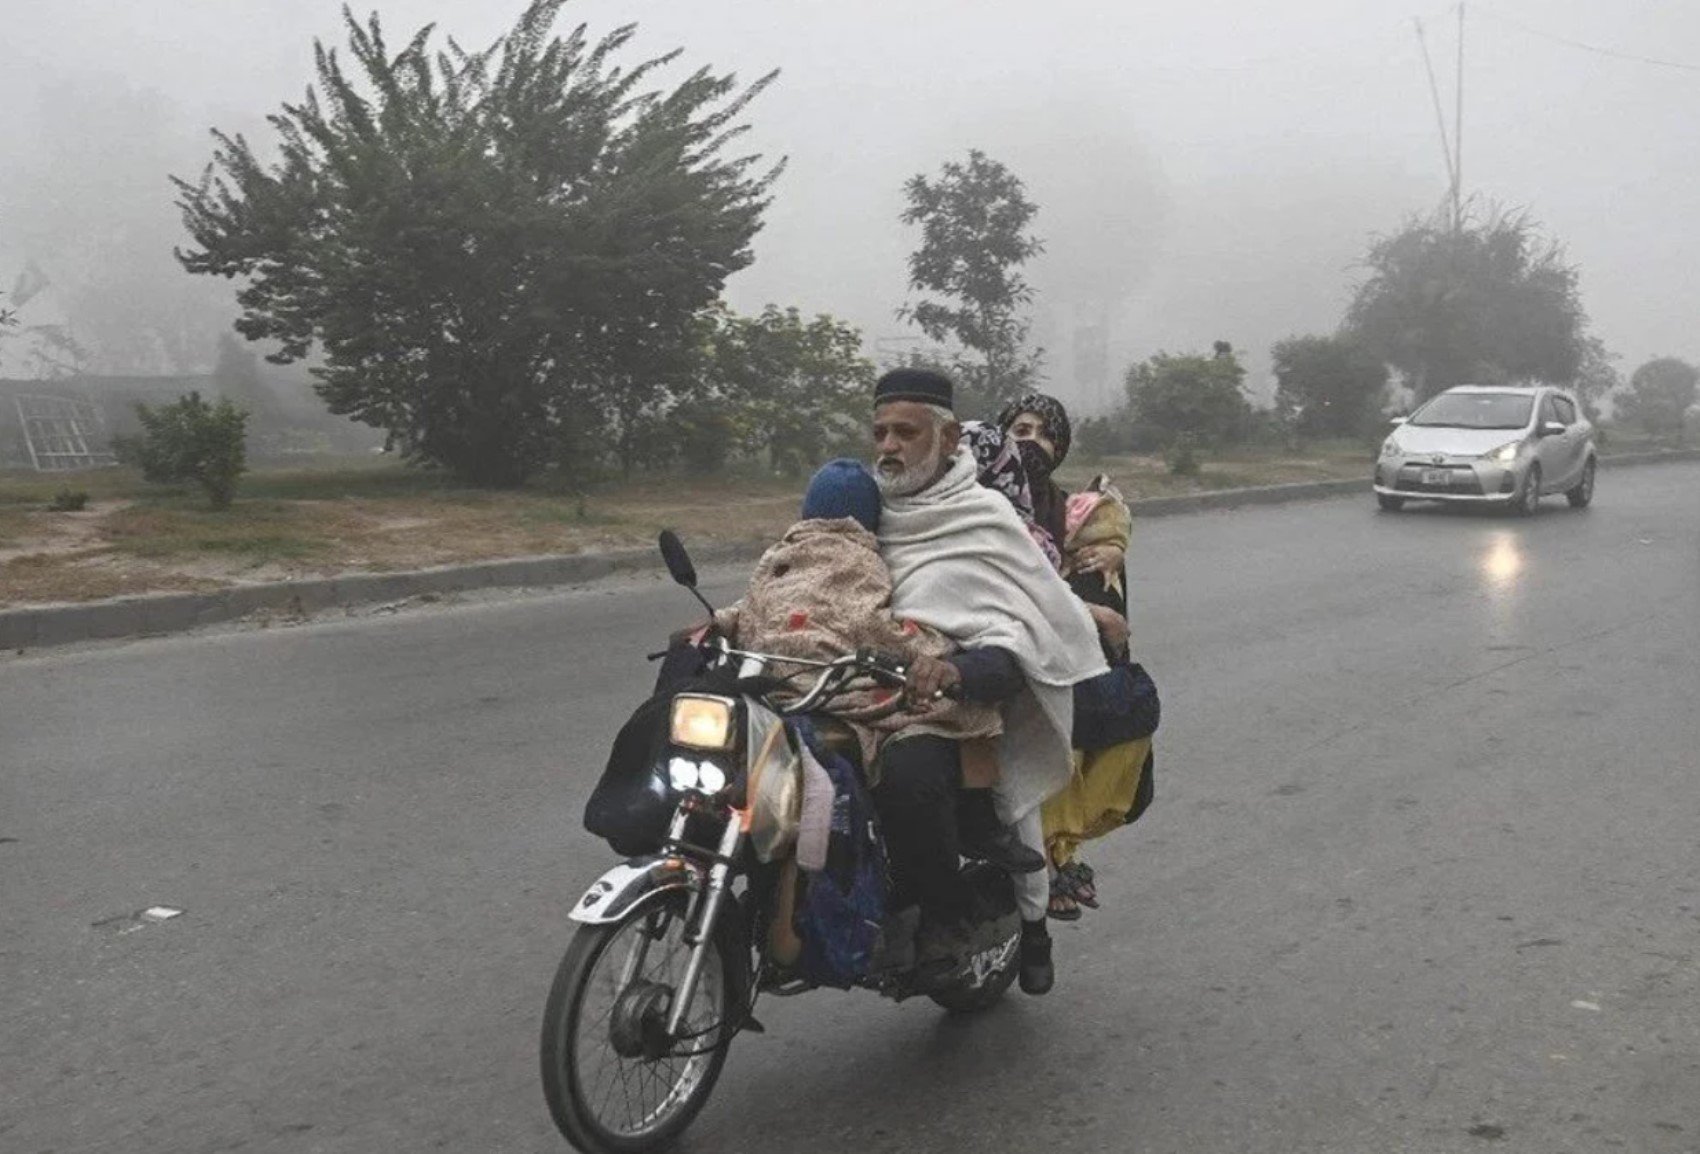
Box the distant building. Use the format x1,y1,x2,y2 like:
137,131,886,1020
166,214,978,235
0,375,212,470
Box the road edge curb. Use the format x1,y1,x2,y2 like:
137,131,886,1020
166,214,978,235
6,447,1695,650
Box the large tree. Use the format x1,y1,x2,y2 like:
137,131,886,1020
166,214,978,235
1617,357,1698,445
174,0,778,485
1271,332,1389,438
899,149,1044,418
1347,206,1587,402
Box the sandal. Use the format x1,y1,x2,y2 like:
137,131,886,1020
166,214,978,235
1040,890,1081,924
1058,861,1099,909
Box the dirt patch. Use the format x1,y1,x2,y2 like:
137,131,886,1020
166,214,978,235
0,448,1367,608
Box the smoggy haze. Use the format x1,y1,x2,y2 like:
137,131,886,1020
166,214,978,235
3,0,1695,405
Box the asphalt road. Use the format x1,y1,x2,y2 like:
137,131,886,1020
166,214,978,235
4,465,1698,1154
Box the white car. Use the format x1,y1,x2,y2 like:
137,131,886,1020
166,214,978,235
1373,385,1597,515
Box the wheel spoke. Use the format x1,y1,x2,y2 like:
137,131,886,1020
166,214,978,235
559,897,729,1142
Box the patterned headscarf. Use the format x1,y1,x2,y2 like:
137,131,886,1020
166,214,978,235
997,393,1073,469
960,420,1064,572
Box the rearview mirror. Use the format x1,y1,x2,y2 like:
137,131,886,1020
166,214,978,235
1539,421,1566,437
658,530,697,588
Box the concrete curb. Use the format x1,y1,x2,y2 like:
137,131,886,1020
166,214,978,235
5,448,1695,651
0,539,763,652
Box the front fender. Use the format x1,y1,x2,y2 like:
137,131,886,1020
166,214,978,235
569,855,702,925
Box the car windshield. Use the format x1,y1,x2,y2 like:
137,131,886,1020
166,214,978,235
1408,392,1534,430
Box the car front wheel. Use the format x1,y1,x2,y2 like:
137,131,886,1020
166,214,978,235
1514,463,1542,517
1376,493,1404,512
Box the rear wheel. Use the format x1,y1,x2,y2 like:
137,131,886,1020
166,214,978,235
928,926,1021,1014
540,893,742,1154
1514,464,1543,517
1376,493,1405,512
1566,458,1596,508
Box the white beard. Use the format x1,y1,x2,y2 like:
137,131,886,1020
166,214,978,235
875,447,947,498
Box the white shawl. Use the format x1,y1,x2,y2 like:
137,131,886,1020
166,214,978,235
878,449,1108,819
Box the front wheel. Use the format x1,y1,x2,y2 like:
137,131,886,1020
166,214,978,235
1566,458,1596,508
1514,464,1543,517
1376,493,1405,512
541,893,741,1154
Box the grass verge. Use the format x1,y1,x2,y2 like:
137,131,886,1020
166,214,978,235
6,432,1680,608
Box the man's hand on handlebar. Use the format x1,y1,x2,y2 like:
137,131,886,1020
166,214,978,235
904,655,962,703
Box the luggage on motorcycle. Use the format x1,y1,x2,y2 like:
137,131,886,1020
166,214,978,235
1071,660,1161,752
651,625,717,697
788,718,890,989
584,666,741,857
745,701,804,864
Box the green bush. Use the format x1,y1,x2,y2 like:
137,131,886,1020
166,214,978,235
1165,434,1201,476
112,391,249,508
1125,344,1251,447
48,488,89,512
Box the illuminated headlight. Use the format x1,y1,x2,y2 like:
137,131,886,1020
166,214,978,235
666,756,727,794
669,694,736,752
668,756,700,791
1380,438,1403,458
1487,441,1520,464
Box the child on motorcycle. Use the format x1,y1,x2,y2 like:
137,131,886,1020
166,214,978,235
713,458,1005,777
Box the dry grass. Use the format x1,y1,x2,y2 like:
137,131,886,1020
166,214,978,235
1056,438,1373,498
0,441,1387,607
0,460,807,606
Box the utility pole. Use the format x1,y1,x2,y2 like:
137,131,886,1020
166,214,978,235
1414,6,1467,233
1415,18,1458,214
1454,2,1466,232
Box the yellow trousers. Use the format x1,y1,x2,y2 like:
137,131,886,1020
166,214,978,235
1042,737,1153,868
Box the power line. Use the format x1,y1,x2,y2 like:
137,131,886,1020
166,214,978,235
1474,7,1700,74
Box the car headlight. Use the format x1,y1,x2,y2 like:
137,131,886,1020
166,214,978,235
1487,441,1520,464
1380,438,1403,458
669,694,737,751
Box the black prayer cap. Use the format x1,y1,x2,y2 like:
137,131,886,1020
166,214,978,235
873,368,954,411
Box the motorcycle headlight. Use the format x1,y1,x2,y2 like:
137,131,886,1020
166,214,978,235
666,756,728,794
670,694,737,752
1380,438,1403,459
1487,441,1520,463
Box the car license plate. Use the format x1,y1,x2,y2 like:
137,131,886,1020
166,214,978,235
1421,469,1452,486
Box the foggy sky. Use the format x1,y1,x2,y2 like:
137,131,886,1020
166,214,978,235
4,0,1696,408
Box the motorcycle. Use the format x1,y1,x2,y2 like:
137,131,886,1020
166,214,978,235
539,531,1024,1154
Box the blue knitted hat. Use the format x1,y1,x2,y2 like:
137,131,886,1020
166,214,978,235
801,459,880,532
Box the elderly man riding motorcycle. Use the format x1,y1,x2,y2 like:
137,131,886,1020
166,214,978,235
867,368,1106,994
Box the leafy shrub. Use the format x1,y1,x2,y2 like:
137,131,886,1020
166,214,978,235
1617,357,1698,446
1165,434,1201,476
112,391,249,508
1125,344,1251,447
48,488,89,512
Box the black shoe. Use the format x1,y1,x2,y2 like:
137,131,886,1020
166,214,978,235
961,824,1046,874
1018,920,1054,996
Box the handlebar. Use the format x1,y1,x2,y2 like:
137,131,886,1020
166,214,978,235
698,639,916,716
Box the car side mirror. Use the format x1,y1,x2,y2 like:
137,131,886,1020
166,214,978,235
1539,421,1566,437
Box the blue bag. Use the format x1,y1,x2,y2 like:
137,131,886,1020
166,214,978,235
787,718,889,988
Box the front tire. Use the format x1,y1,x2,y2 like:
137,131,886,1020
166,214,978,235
541,893,742,1154
1514,464,1543,517
1376,493,1405,512
1566,458,1596,508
